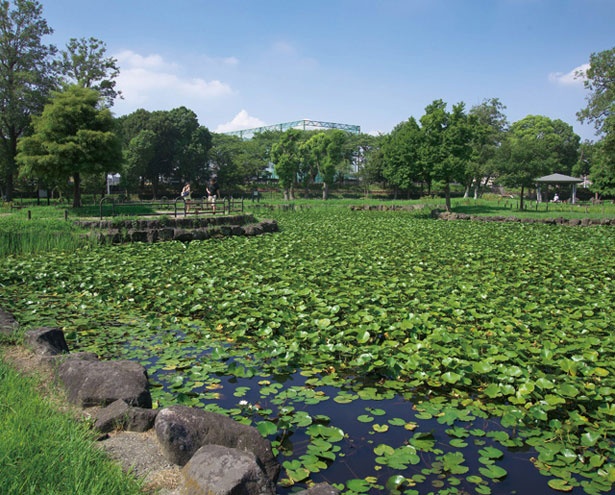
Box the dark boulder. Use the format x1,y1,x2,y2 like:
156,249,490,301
94,399,158,433
155,405,280,482
24,327,69,356
182,444,275,495
56,357,152,408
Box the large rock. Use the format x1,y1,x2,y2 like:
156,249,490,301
295,483,341,495
56,357,152,408
94,399,158,433
0,308,18,336
155,405,280,482
24,327,69,356
182,444,275,495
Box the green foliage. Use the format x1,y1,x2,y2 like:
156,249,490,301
117,107,212,197
497,115,580,208
0,214,91,257
16,85,121,207
381,117,424,194
271,128,304,199
0,357,143,495
577,46,615,135
56,37,120,107
0,0,56,201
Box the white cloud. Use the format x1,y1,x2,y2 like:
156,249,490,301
272,41,297,56
548,63,589,86
113,50,234,111
215,110,266,133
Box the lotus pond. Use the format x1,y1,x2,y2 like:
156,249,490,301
1,205,614,495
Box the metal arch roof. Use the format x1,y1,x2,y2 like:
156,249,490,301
534,173,583,184
223,119,361,139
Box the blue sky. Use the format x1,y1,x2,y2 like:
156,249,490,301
43,0,614,140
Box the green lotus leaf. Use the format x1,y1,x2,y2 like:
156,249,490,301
581,430,602,447
467,475,484,484
357,414,374,423
368,407,386,416
548,478,574,492
256,420,278,436
373,443,395,456
372,424,389,433
346,478,371,493
385,475,407,491
442,371,462,383
558,383,580,397
450,438,468,448
478,464,508,480
388,417,406,426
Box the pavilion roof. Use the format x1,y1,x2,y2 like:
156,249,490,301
535,173,583,184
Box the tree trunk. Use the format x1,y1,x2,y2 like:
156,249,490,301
445,183,452,212
4,167,14,202
3,132,18,202
519,185,525,210
322,182,328,200
72,172,82,208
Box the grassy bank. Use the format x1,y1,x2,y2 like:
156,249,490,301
0,353,143,495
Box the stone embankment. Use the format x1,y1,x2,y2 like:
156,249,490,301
74,214,279,244
432,209,615,226
0,312,338,495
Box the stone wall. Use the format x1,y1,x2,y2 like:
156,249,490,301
432,209,615,226
73,215,279,244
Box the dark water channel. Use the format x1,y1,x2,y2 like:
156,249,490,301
142,349,563,495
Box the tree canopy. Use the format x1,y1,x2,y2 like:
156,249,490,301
497,115,580,208
0,0,56,201
16,85,121,207
577,46,615,198
118,107,211,198
56,37,121,107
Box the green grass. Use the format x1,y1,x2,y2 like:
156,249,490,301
0,355,143,495
449,197,615,219
0,216,92,257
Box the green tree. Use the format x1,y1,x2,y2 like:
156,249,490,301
301,130,347,199
123,129,156,194
209,132,276,188
346,132,384,197
588,117,615,197
118,107,211,197
577,47,615,196
57,37,120,107
16,85,121,207
208,133,244,190
0,0,56,201
381,117,424,198
577,46,615,135
466,98,509,199
497,115,580,209
271,129,302,200
420,100,472,210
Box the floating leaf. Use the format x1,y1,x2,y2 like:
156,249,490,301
479,464,508,480
548,479,574,492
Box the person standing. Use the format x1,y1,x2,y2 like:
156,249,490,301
181,182,191,212
206,177,220,212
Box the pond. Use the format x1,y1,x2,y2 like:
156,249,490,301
5,207,613,494
127,330,568,495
